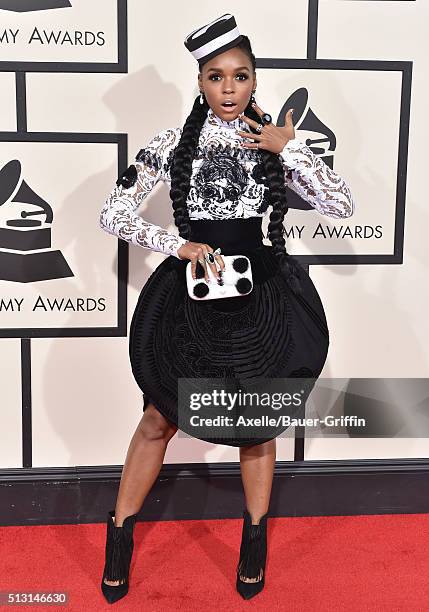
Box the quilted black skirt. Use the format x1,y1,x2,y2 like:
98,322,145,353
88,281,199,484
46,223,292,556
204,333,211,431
129,217,329,447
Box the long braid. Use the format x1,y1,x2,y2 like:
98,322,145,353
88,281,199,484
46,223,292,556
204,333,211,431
242,100,303,295
169,96,208,240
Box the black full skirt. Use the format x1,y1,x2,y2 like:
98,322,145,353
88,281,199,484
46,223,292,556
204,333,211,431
128,243,330,447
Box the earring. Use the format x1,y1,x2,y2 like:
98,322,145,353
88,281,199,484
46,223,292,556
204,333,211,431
250,90,256,105
199,91,205,105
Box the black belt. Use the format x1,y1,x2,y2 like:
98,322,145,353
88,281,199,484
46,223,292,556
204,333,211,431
188,218,264,254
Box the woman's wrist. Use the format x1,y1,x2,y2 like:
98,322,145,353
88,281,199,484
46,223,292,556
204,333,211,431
174,239,190,260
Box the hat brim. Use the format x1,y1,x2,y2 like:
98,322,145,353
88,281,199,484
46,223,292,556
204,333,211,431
197,35,244,67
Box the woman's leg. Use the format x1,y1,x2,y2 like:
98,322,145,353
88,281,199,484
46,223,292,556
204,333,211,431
239,438,276,523
104,403,178,586
238,438,276,583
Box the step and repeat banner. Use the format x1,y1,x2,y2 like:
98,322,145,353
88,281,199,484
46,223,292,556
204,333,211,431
0,0,427,468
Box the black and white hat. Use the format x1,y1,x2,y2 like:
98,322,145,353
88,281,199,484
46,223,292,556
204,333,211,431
184,14,243,66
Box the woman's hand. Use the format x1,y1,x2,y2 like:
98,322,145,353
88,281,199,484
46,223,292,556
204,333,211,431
236,102,295,154
177,241,225,281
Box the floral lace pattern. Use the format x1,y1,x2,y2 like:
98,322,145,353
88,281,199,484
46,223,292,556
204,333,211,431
99,108,355,258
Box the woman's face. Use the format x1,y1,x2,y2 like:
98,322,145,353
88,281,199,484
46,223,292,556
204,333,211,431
198,47,256,121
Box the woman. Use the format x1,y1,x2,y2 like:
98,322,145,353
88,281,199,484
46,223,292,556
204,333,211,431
98,14,355,603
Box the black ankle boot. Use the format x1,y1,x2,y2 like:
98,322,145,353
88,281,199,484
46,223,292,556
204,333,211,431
236,508,268,600
100,510,138,604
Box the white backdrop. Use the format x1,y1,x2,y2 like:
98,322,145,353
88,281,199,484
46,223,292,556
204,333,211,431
0,0,427,468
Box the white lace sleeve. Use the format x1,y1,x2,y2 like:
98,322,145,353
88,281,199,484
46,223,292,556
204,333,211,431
99,128,188,258
280,138,355,218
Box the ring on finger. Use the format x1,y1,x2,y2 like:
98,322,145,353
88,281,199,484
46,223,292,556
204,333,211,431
213,247,222,256
255,123,263,133
261,112,272,125
204,252,215,265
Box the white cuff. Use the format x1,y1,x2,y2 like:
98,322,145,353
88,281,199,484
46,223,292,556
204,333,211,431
279,138,311,170
171,236,189,259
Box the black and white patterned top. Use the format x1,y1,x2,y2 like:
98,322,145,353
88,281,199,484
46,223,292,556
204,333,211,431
99,107,355,258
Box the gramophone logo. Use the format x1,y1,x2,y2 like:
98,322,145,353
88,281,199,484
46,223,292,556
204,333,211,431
280,87,336,167
0,0,71,11
0,159,73,283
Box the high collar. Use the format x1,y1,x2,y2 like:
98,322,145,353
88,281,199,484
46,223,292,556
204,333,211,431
206,107,245,131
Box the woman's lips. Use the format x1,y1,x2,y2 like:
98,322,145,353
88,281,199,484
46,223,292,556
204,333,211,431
221,103,237,113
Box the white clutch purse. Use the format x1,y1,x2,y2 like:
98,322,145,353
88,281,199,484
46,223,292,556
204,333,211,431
186,255,253,301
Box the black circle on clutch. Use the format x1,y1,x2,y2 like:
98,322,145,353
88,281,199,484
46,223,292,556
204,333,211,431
236,277,252,294
232,257,249,273
261,113,272,125
193,282,209,298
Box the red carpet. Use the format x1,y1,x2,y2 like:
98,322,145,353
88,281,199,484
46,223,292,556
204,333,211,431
1,513,429,611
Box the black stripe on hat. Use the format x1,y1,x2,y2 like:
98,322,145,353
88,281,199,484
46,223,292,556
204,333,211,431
184,14,237,52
